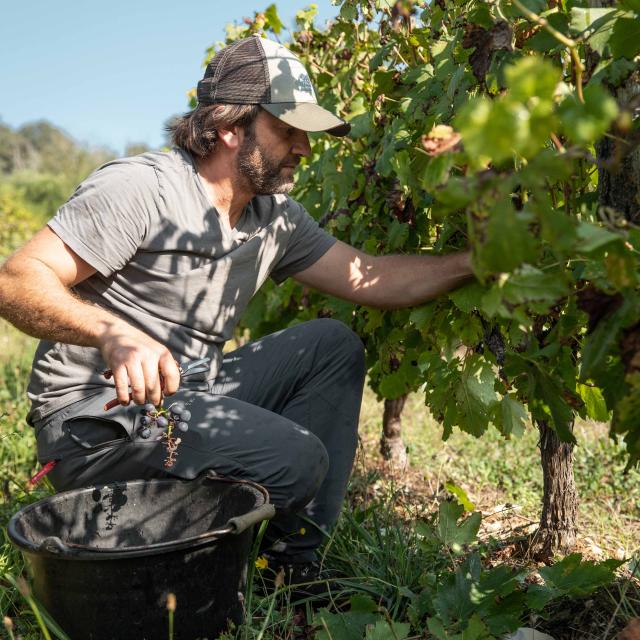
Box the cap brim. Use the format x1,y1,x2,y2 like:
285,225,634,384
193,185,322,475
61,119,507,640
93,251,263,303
261,102,351,137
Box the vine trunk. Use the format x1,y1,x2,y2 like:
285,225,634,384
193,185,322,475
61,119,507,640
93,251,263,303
380,395,408,468
534,419,578,558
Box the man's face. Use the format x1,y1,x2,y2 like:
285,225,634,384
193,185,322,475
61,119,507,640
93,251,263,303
236,110,311,195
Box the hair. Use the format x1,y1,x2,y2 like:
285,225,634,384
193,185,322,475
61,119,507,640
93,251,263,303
166,103,261,158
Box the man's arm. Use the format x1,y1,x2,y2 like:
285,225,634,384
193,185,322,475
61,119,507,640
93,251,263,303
0,227,180,405
294,240,473,309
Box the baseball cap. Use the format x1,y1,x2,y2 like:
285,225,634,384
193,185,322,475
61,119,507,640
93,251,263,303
197,35,350,137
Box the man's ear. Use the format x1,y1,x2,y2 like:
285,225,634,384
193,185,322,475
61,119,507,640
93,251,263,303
217,126,241,150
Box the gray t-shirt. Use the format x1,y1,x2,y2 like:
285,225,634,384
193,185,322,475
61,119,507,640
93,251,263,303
26,147,336,424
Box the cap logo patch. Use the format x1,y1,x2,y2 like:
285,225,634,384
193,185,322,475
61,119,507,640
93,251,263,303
296,74,314,95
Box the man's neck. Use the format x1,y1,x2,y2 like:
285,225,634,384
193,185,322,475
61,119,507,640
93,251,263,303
195,153,253,229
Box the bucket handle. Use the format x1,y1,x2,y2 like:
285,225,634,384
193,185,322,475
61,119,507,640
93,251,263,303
225,503,275,535
35,503,276,555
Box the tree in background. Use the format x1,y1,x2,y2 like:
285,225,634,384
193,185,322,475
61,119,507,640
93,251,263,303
0,119,114,221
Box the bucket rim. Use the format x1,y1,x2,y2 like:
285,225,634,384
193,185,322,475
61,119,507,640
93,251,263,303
8,476,271,560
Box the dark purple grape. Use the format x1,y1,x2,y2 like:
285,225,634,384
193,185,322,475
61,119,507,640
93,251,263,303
180,410,192,422
171,403,184,415
140,415,151,426
177,422,189,432
140,428,152,439
156,416,169,428
144,403,156,413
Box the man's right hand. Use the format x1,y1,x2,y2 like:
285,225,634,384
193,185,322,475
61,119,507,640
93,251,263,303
98,320,181,406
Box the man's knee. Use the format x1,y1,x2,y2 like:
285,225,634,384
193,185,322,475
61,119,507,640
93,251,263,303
271,430,329,511
312,318,365,374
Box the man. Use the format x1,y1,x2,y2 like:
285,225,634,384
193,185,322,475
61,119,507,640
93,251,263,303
0,36,472,586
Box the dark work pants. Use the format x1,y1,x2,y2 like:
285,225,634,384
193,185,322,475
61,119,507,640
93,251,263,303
34,319,366,561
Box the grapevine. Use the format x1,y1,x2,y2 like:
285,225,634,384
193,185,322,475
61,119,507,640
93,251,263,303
206,0,640,553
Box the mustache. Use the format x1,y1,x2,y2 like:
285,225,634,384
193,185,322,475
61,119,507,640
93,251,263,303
280,158,300,169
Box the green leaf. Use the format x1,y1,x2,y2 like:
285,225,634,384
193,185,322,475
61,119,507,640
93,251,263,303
576,221,623,253
509,0,546,16
610,16,640,59
419,154,455,191
427,618,449,640
533,369,576,443
455,356,499,437
410,304,435,330
462,614,492,639
449,282,486,313
501,265,568,304
528,13,570,51
432,564,476,623
437,501,482,548
500,396,529,438
388,219,410,250
611,372,640,465
339,3,358,21
264,4,284,34
455,98,517,166
526,583,555,611
350,594,378,614
581,313,622,380
365,620,411,640
315,608,378,640
569,7,618,55
559,84,619,146
445,481,476,512
577,383,610,421
504,56,561,103
539,553,623,596
477,202,538,273
379,371,409,399
364,308,384,332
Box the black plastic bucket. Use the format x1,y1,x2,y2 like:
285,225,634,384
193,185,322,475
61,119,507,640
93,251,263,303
8,475,275,640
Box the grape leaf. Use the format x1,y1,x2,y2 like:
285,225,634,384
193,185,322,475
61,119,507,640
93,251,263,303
264,4,283,33
477,202,538,273
559,84,619,146
315,608,378,640
569,7,618,54
365,620,411,640
437,501,482,548
610,16,640,59
577,221,623,253
502,265,568,304
499,396,529,438
445,481,476,512
539,553,624,596
455,356,499,437
449,282,486,314
576,383,609,421
504,56,560,103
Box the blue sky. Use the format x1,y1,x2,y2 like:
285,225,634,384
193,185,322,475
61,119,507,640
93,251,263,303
0,0,337,154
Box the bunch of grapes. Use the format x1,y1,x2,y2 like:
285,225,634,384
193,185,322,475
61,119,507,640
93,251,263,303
138,402,192,468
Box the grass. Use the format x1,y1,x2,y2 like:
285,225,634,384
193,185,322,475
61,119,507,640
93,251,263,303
356,390,640,558
1,319,639,639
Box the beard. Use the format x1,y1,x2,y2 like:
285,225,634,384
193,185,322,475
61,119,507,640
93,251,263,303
236,127,298,195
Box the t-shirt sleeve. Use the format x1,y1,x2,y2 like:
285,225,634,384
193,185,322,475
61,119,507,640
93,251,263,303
270,199,337,284
47,161,157,278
